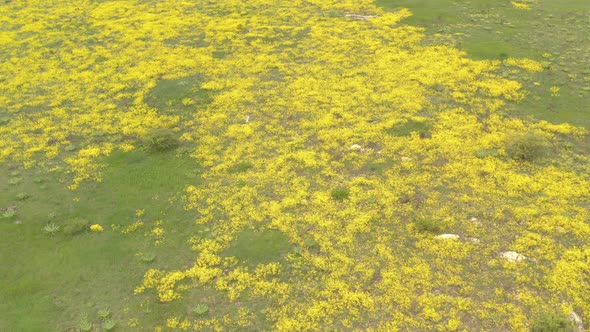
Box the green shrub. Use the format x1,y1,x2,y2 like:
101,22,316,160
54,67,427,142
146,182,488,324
531,313,570,332
414,217,444,234
506,132,551,162
62,218,89,236
562,142,574,150
77,317,92,332
386,120,431,138
143,128,180,153
303,237,319,250
97,308,111,320
3,210,16,219
331,187,350,201
103,319,116,331
64,145,77,152
193,304,209,316
16,192,30,200
367,162,388,173
43,223,60,236
229,162,254,173
140,252,156,263
475,149,499,159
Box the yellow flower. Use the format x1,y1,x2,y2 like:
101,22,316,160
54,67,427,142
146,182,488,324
2,0,588,330
166,317,180,328
127,318,139,327
511,2,531,10
122,221,144,234
151,227,164,237
505,57,543,72
90,224,104,232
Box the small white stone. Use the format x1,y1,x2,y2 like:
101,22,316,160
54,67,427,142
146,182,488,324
401,156,412,162
470,217,478,222
436,234,460,240
349,144,362,151
569,311,584,332
500,251,526,262
467,237,480,243
345,13,376,20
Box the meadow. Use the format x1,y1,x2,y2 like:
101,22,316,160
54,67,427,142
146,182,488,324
1,0,589,331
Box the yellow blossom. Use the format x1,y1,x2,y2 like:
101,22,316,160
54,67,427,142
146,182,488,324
89,224,104,232
511,2,531,10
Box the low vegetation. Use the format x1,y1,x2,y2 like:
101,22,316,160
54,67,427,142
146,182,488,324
1,0,588,331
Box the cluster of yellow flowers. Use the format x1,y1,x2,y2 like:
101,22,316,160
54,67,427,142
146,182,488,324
504,57,544,73
89,224,104,232
121,221,144,235
2,0,588,330
511,2,532,10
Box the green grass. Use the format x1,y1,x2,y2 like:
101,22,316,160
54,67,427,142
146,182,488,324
376,0,590,139
0,150,203,329
228,161,254,174
531,312,571,332
145,76,212,114
331,187,350,201
414,217,445,234
224,229,293,268
0,149,297,329
386,120,432,137
375,0,465,25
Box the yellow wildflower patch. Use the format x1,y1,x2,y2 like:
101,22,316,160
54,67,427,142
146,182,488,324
1,0,588,330
504,57,544,72
89,224,104,232
122,221,144,234
511,2,532,10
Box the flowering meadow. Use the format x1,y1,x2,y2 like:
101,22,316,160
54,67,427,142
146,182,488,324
1,0,589,331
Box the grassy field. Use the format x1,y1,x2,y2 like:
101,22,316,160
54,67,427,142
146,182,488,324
1,1,589,331
377,0,590,130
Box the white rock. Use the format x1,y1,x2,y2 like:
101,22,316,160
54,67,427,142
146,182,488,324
470,217,478,222
467,237,480,243
500,251,526,262
349,144,362,151
436,234,460,240
345,13,376,20
401,157,412,162
569,311,584,332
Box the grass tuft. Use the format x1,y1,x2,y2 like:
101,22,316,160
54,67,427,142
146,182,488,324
386,120,432,138
331,187,350,201
506,132,552,162
531,313,570,332
62,218,89,236
414,217,444,234
143,128,180,153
